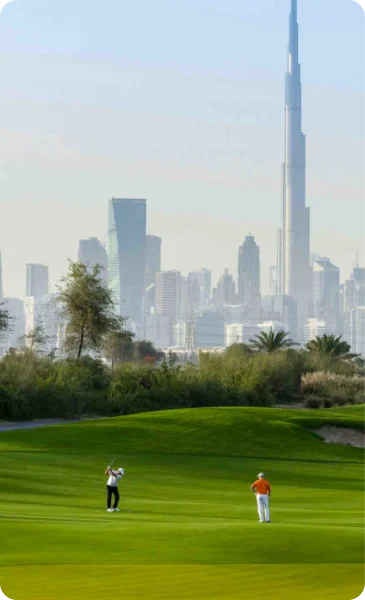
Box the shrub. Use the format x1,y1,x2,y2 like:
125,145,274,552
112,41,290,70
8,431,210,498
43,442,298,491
304,397,322,409
301,371,364,405
0,347,362,420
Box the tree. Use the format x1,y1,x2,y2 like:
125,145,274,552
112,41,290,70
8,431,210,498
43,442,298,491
133,340,164,362
19,322,50,353
249,329,299,353
305,334,357,361
103,324,135,370
225,343,253,360
56,261,120,358
0,303,12,336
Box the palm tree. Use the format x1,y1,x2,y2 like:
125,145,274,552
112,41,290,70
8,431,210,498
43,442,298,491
305,334,357,361
249,329,299,353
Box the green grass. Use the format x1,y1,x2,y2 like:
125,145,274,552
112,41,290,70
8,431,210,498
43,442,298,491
0,406,364,599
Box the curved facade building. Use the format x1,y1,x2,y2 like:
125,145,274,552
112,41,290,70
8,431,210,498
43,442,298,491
108,198,146,325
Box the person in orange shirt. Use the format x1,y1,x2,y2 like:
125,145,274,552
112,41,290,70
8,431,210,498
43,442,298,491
250,472,271,523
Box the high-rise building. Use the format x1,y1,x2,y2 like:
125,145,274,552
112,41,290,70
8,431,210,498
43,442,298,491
24,295,61,354
26,264,49,298
196,312,225,349
0,250,3,302
350,307,365,356
188,269,212,308
143,235,162,317
145,314,171,349
108,198,146,324
225,323,261,347
269,266,278,296
0,298,25,353
78,238,108,282
277,0,311,326
216,269,237,307
238,235,260,306
304,319,327,343
154,270,182,346
261,294,298,339
343,265,365,345
312,259,340,333
155,271,182,319
145,235,162,288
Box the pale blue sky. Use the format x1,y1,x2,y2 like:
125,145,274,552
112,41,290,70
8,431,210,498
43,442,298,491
0,0,364,298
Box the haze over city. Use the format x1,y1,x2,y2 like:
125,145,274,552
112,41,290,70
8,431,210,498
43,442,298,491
0,0,364,300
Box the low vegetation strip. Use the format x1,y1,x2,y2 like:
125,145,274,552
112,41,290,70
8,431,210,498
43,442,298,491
0,346,364,422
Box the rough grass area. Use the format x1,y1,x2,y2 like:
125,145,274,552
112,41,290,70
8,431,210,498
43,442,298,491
0,406,364,600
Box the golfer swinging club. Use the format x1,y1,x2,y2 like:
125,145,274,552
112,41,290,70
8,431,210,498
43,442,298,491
250,472,271,523
105,465,124,512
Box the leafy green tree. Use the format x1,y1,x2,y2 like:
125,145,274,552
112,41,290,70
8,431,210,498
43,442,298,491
0,303,11,336
225,343,253,360
103,325,135,370
305,334,357,361
249,329,299,353
19,322,50,353
56,261,120,358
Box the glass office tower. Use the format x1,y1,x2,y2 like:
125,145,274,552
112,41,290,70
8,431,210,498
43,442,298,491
108,198,146,324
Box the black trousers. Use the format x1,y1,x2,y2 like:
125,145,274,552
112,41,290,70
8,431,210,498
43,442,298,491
107,485,120,509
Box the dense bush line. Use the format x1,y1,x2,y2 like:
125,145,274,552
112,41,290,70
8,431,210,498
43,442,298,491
0,347,363,421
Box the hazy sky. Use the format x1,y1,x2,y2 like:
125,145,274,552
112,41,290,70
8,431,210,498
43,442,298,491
0,0,364,299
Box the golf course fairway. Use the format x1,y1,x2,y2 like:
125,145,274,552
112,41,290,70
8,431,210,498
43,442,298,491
0,406,363,600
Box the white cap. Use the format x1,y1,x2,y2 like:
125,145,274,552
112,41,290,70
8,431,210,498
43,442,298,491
257,473,264,478
119,468,124,473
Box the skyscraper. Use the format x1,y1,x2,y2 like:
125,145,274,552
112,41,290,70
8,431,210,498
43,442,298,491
145,235,162,288
0,298,25,351
155,271,182,320
238,235,260,306
188,269,212,308
78,238,108,282
108,198,146,324
278,0,311,325
155,270,182,345
312,259,340,333
26,264,49,298
216,269,237,307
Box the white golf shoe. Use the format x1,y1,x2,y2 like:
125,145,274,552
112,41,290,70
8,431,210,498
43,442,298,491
114,508,121,512
106,508,114,512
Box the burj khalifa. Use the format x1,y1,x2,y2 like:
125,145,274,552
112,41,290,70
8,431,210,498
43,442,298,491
278,0,311,326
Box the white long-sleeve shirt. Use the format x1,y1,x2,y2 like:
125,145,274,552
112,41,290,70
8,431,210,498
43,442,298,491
107,469,124,487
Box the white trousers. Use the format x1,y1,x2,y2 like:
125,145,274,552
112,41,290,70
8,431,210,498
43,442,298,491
256,494,270,522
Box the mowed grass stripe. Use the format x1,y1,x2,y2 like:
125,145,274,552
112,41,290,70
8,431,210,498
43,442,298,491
0,407,363,461
1,565,364,600
0,407,363,599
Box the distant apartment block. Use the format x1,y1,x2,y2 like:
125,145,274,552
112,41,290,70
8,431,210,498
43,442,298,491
78,237,108,282
238,235,261,306
26,264,49,298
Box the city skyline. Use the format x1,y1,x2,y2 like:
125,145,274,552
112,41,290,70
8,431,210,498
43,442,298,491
0,0,364,299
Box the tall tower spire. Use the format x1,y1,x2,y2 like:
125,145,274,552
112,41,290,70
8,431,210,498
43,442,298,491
278,0,311,333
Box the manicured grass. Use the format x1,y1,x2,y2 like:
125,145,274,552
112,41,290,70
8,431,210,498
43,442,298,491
0,407,363,599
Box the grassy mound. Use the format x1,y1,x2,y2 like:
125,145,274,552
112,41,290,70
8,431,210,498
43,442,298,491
0,407,363,600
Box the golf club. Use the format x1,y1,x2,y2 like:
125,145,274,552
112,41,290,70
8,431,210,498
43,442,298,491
109,456,117,468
